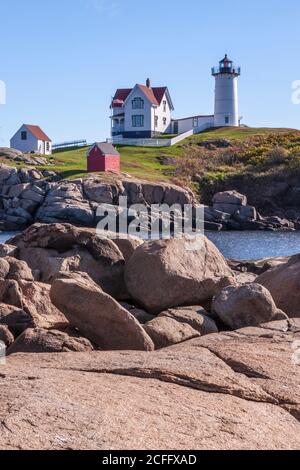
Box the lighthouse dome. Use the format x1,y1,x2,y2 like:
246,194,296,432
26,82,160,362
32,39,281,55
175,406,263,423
212,54,240,76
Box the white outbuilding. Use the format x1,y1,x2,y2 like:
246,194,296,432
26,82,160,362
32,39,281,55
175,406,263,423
10,124,52,155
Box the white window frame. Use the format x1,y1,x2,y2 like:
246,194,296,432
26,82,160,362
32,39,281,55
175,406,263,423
132,98,144,109
132,115,144,127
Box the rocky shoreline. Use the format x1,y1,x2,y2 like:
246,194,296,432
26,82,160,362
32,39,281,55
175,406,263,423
0,222,299,449
0,163,297,233
1,158,300,449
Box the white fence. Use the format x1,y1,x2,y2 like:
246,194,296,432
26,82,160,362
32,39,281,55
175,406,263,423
108,123,213,148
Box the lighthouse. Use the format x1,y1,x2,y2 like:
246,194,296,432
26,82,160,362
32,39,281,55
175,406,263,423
212,54,241,127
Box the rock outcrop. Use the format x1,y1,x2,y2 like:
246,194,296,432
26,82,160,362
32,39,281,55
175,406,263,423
125,236,235,313
0,165,195,231
1,320,300,450
209,190,295,231
0,148,48,166
8,223,127,299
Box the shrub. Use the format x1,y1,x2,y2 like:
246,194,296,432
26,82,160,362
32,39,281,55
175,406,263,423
265,146,290,164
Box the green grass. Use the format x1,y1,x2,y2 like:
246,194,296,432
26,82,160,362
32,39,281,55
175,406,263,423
2,127,299,184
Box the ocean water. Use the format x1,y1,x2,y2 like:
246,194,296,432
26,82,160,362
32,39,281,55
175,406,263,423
206,230,300,260
1,230,300,261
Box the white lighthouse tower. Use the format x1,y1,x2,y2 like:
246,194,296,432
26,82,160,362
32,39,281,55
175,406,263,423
212,54,241,127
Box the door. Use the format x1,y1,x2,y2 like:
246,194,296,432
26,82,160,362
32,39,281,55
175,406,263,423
173,121,178,134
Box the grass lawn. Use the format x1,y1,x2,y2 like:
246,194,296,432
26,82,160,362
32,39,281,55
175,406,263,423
3,127,299,183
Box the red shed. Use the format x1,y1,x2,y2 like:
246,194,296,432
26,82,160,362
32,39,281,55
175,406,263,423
87,142,120,173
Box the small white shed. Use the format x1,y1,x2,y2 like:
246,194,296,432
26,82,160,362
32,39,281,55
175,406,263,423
10,124,52,155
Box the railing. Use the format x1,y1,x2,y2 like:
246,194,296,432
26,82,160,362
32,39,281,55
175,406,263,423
108,123,214,148
110,136,171,147
52,139,87,150
212,66,241,76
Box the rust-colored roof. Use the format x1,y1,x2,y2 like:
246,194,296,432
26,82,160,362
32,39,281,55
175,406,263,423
25,125,52,142
137,84,159,105
112,85,168,108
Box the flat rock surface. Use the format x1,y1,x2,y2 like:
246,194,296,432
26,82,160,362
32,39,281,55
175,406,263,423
1,320,299,450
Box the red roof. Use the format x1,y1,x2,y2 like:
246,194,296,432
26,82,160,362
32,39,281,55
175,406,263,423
25,125,52,142
112,85,168,108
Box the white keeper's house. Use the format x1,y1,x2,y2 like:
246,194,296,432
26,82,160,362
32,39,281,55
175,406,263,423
10,124,52,155
110,54,241,145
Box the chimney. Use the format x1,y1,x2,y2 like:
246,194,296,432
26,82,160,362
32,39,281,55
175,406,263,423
146,78,151,88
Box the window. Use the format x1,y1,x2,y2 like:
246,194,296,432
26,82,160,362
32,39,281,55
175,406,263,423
132,115,144,127
193,118,198,128
46,142,50,151
132,98,144,109
154,116,158,127
163,100,167,112
163,117,167,126
21,131,27,140
225,116,230,124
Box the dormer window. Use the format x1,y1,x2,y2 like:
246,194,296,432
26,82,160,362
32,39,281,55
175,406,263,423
132,98,144,109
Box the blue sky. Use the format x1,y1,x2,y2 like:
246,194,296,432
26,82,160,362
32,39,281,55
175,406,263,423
1,0,300,146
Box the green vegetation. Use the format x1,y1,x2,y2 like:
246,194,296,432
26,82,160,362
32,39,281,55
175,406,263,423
2,127,300,189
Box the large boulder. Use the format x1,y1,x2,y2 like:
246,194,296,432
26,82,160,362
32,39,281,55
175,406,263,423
125,236,235,314
7,328,94,355
50,272,154,351
257,255,300,318
8,224,127,298
144,316,200,349
212,283,283,329
213,190,249,216
5,257,34,282
213,190,247,206
158,306,218,336
0,278,68,333
0,279,23,308
17,281,69,330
